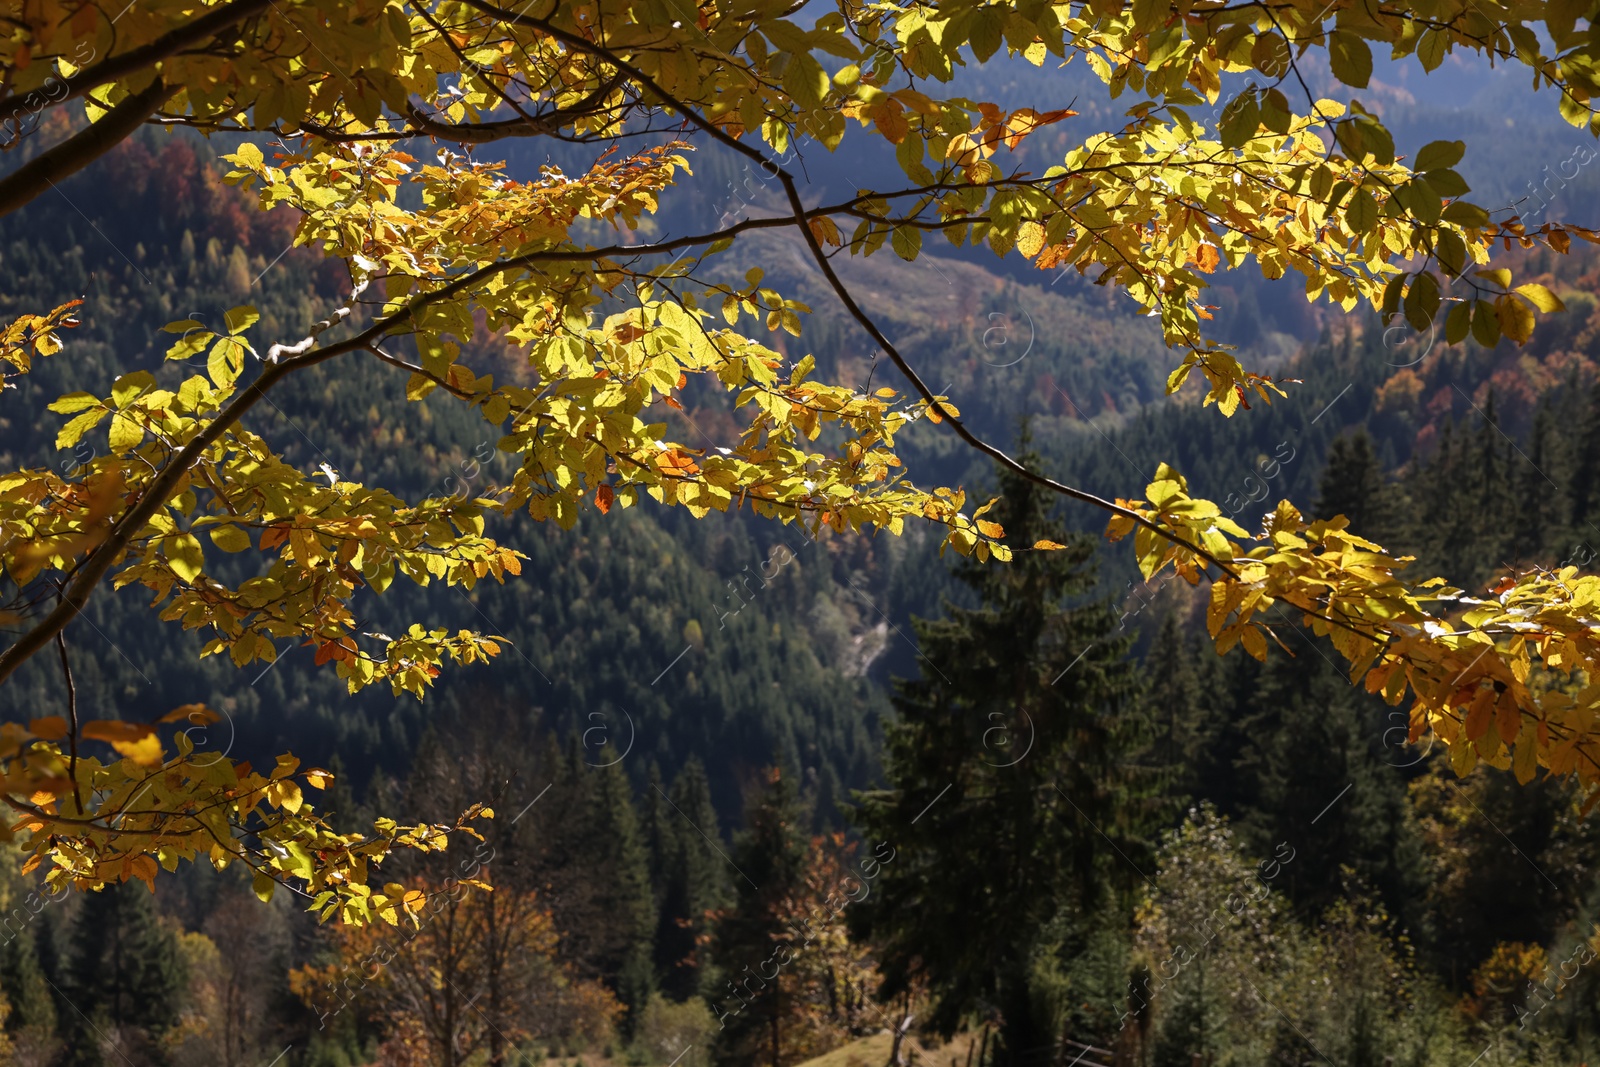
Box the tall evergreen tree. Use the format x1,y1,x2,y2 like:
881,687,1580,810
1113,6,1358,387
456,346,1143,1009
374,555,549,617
1515,406,1569,564
1315,429,1403,544
852,452,1149,1061
586,759,658,1034
1234,634,1431,938
63,883,186,1067
1405,418,1497,586
0,916,57,1061
1143,615,1216,810
1470,392,1517,573
712,766,809,1067
655,757,734,1002
1188,440,1436,935
1568,379,1600,533
644,761,674,891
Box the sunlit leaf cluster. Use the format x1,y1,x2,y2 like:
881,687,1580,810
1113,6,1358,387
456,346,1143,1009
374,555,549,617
2,0,1600,909
1111,466,1600,799
0,707,490,922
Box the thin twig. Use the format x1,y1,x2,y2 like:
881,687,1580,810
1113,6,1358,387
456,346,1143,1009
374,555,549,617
53,630,82,815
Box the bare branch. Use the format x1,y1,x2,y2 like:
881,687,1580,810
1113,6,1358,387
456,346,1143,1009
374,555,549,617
53,629,82,815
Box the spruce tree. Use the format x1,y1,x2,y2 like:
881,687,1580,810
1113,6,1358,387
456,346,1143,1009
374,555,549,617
644,761,674,891
1469,391,1517,578
1567,379,1600,533
655,757,733,1002
588,760,658,1033
64,883,186,1067
851,452,1148,1062
1234,636,1431,938
712,766,808,1067
1144,615,1211,809
1404,419,1482,583
1314,429,1403,545
0,918,58,1059
1516,406,1568,564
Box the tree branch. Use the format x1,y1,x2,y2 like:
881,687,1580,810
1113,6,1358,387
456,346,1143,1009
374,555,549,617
0,79,174,218
227,56,629,145
365,71,628,145
468,7,1245,576
0,80,1227,684
53,629,82,815
0,0,271,117
777,167,1240,577
363,343,478,402
0,228,650,682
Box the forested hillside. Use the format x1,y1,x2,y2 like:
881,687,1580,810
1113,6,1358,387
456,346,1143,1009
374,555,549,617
9,9,1600,1066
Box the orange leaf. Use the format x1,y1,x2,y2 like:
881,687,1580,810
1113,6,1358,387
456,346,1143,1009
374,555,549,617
126,855,158,892
1002,107,1077,148
159,703,220,725
868,99,909,144
610,321,647,344
1037,243,1076,271
1192,243,1221,273
808,216,844,247
658,449,700,475
945,133,980,167
976,520,1005,538
82,720,156,744
29,716,68,741
1464,686,1495,742
1033,539,1066,550
1496,689,1521,745
595,484,614,515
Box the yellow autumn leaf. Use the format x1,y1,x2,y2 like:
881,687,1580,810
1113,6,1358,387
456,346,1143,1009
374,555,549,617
0,0,1596,916
1497,295,1536,343
110,733,165,768
164,533,205,584
266,779,305,814
107,411,142,454
303,767,335,789
1017,220,1045,258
